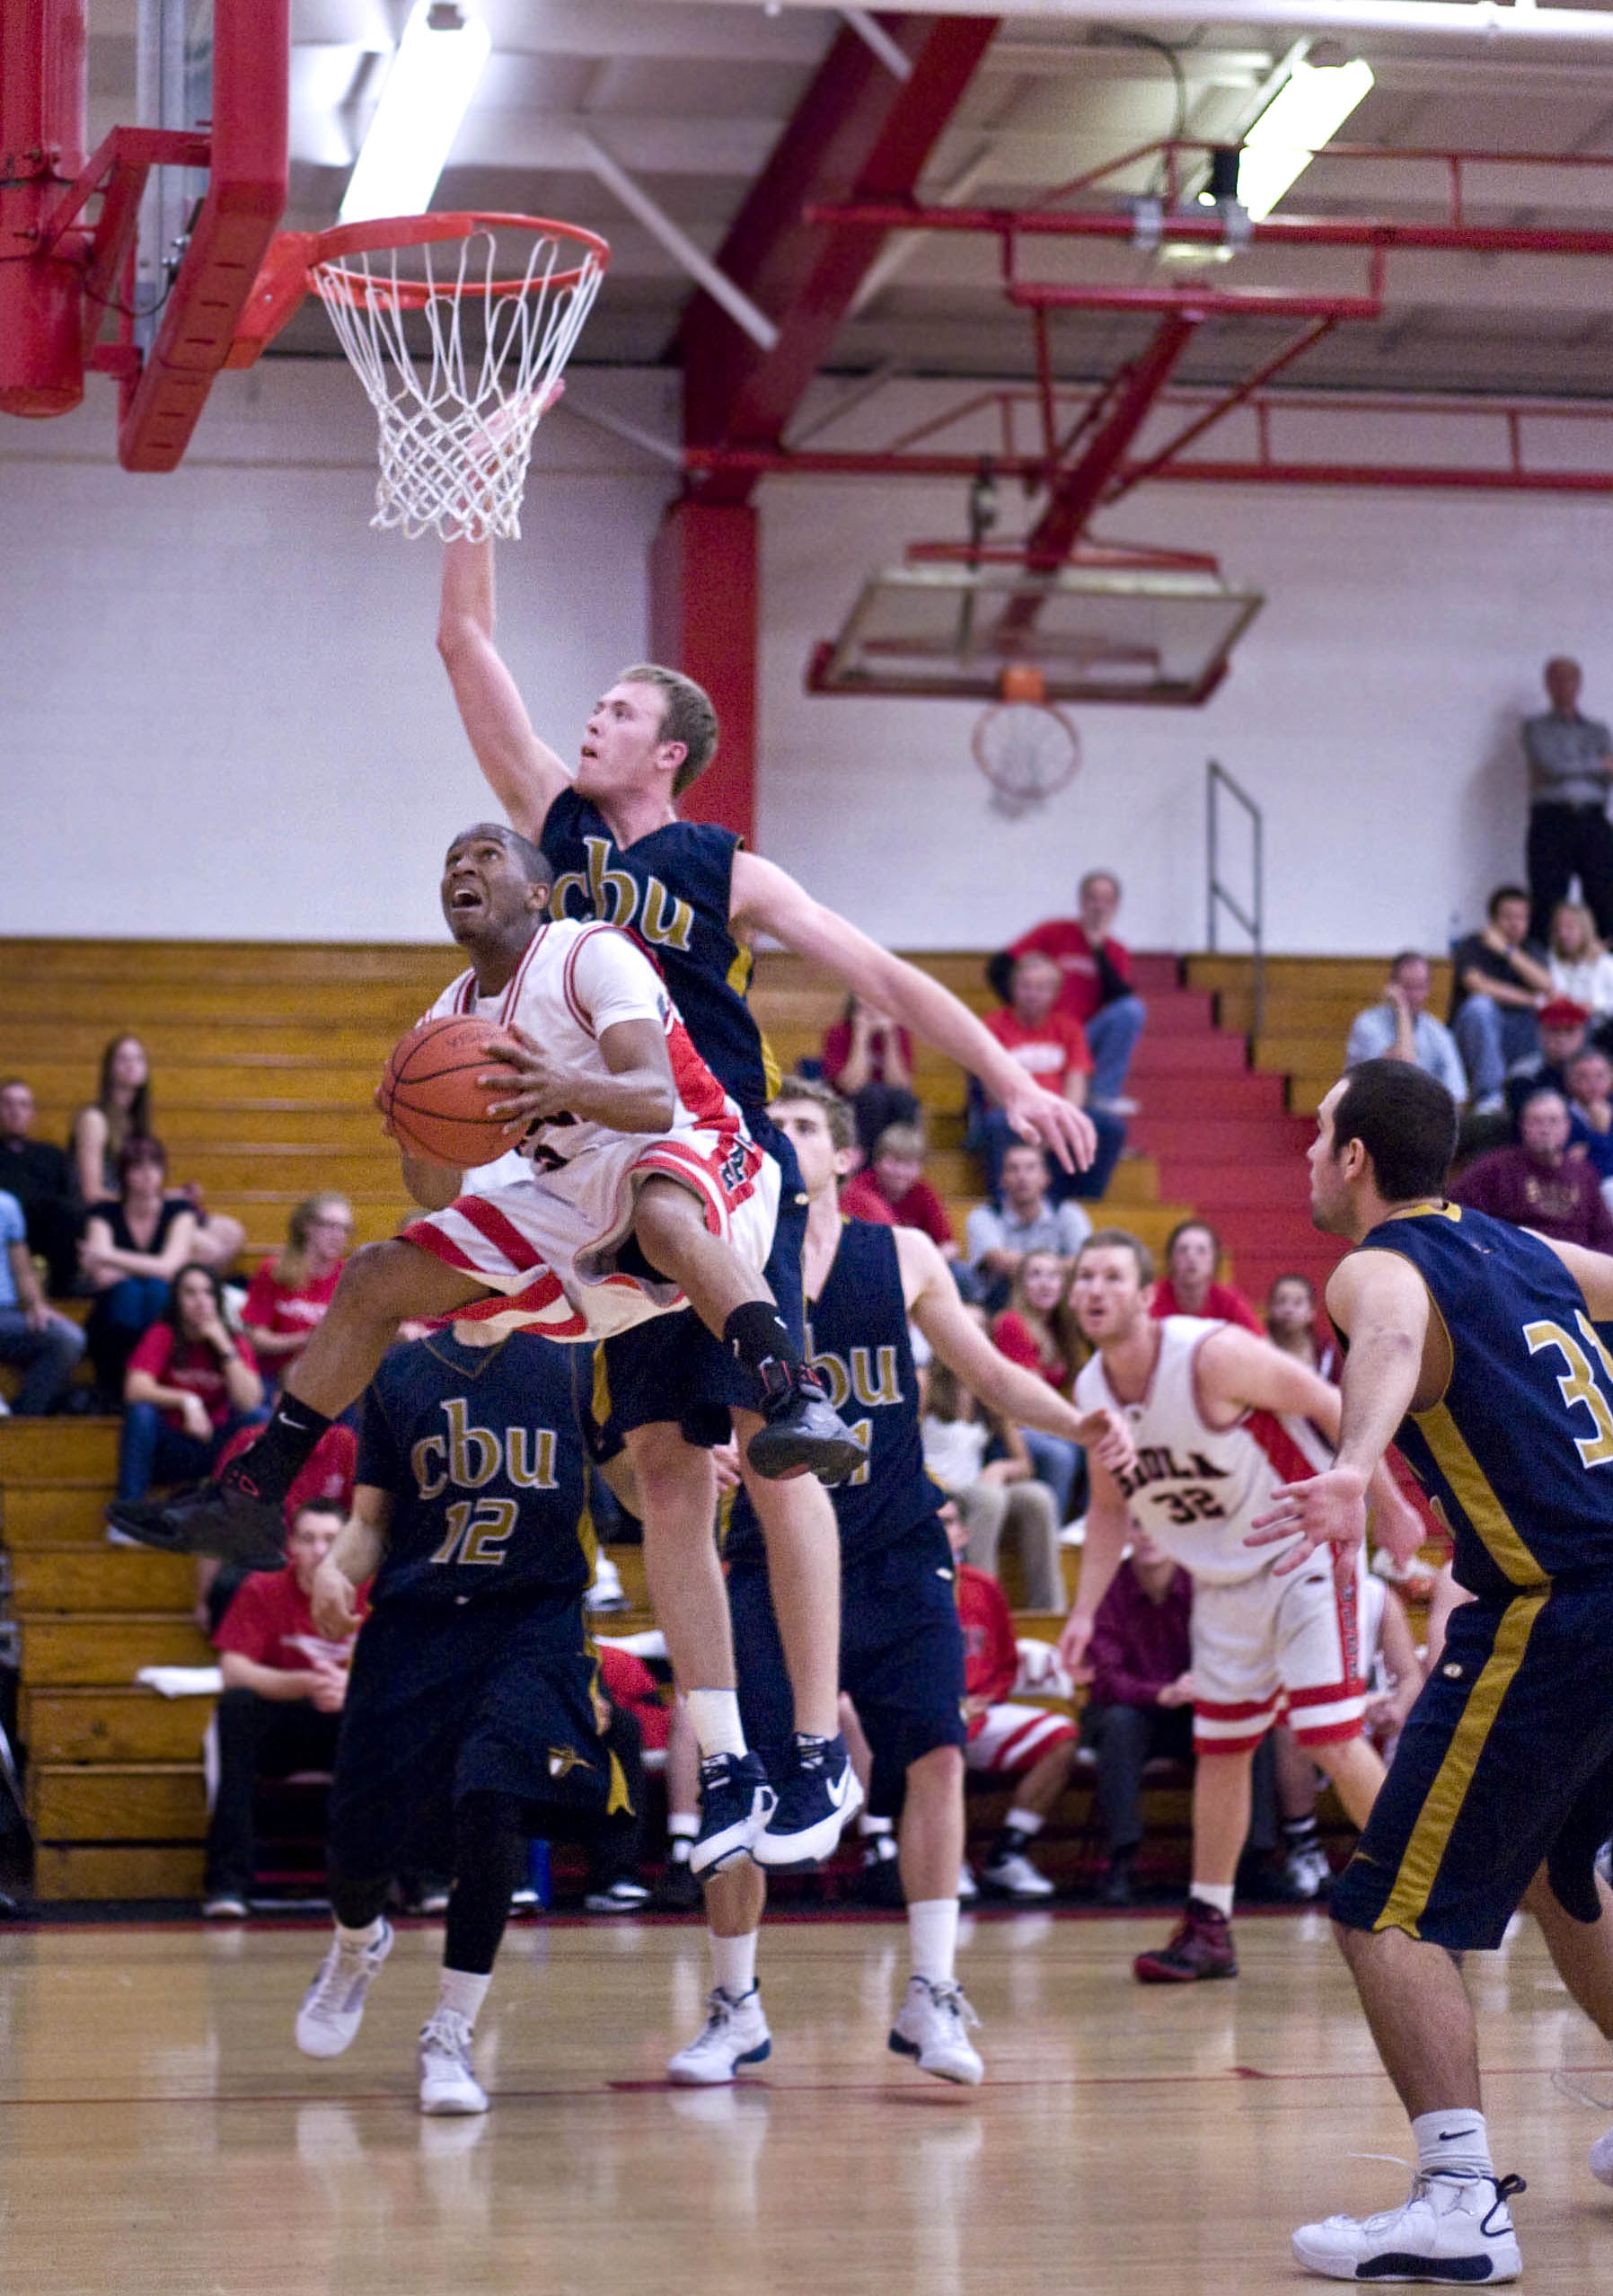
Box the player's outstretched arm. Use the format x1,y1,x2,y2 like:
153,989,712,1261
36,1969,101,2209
437,539,573,844
898,1227,1135,1477
728,852,1097,1172
1057,1468,1132,1680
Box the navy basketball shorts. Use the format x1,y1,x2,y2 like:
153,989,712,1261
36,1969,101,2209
1332,1576,1613,1949
728,1513,967,1819
328,1595,630,1879
587,1130,809,1454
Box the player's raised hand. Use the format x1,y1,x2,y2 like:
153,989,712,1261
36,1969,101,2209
480,1023,575,1124
1077,1407,1135,1479
1247,1463,1369,1575
1000,1079,1097,1173
311,1558,362,1641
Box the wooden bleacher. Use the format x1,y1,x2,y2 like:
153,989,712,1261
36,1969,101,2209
0,936,1423,1901
1187,953,1455,1116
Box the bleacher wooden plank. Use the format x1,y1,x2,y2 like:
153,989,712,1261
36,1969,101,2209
12,1549,198,1614
0,1420,119,1483
3,1487,118,1546
30,1763,207,1840
21,1615,212,1684
31,1844,206,1901
22,1687,216,1765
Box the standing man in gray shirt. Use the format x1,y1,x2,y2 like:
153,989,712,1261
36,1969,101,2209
1524,656,1613,944
1344,953,1468,1106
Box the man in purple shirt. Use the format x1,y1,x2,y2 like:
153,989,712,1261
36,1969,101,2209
1079,1528,1194,1905
1452,1086,1613,1252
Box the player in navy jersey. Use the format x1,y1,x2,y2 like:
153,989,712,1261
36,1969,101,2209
664,1077,1133,2089
291,1322,636,2115
1252,1059,1613,2283
436,537,1103,1873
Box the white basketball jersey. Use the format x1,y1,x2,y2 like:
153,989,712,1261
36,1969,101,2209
428,919,746,1171
1074,1316,1329,1585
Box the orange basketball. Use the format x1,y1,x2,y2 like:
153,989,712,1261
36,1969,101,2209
378,1015,522,1168
1000,662,1047,704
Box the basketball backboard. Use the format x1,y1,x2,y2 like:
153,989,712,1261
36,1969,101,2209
806,559,1265,708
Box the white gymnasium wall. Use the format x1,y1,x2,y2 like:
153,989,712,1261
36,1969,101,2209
4,359,1613,954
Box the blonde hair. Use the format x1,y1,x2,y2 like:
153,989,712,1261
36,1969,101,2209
1551,899,1603,962
277,1193,352,1290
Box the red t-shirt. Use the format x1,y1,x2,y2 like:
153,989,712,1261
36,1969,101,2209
127,1323,262,1433
242,1258,344,1361
983,1004,1093,1099
1007,921,1132,1026
598,1643,670,1753
837,1171,955,1247
991,1309,1066,1386
820,1019,914,1089
956,1563,1020,1732
213,1565,358,1674
1148,1279,1264,1335
216,1419,358,1530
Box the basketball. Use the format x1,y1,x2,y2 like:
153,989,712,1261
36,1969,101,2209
378,1015,521,1168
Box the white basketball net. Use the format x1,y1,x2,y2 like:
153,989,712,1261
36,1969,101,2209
312,225,605,543
972,700,1082,818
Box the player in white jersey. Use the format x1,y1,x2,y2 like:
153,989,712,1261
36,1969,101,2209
1058,1228,1423,1984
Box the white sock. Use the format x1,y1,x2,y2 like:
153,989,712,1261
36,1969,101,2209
908,1898,959,1986
667,1813,698,1864
859,1813,894,1840
709,1929,759,2001
1413,2108,1494,2181
1191,1881,1235,1920
336,1918,384,1953
687,1689,747,1760
1004,1807,1044,1838
436,1967,491,2027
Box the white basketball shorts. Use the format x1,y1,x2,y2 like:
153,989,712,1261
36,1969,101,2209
1189,1546,1367,1757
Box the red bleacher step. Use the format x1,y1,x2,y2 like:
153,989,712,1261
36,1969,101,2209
1130,1033,1250,1075
1132,1116,1314,1159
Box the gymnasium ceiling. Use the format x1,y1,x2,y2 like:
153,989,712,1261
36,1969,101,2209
85,2,1613,402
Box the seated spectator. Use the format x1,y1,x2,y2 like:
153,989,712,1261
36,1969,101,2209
71,1035,243,1280
1452,1085,1613,1250
921,1360,1063,1611
1547,899,1613,1031
992,1250,1086,1522
995,868,1147,1115
819,996,921,1162
0,1187,85,1415
1149,1219,1263,1333
114,1261,268,1507
242,1194,354,1394
970,951,1124,1205
1449,886,1554,1116
201,1498,358,1918
1343,953,1467,1103
1503,996,1591,1126
81,1136,200,1392
1077,1527,1194,1906
0,1078,83,1296
1264,1271,1340,1382
965,1141,1092,1315
1567,1046,1613,1183
839,1123,959,1262
949,1505,1080,1902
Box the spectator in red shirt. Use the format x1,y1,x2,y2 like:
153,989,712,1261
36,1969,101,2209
113,1262,268,1507
1453,1084,1613,1249
949,1507,1079,1901
1149,1219,1264,1334
819,996,921,1163
998,870,1148,1114
1079,1528,1194,1905
202,1498,361,1918
838,1122,961,1263
242,1194,354,1395
970,951,1125,1205
992,1250,1086,1521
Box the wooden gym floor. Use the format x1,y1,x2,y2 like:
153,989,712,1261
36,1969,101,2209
1,1906,1609,2294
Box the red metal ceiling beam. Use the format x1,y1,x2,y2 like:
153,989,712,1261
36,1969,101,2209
677,12,999,508
681,443,1613,495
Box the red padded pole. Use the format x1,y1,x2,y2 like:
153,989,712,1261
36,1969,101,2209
0,0,88,416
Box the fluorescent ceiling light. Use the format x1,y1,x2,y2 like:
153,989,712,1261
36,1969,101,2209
1236,57,1374,222
339,2,491,225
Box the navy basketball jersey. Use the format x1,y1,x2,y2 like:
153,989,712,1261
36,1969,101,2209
542,789,778,1123
1359,1203,1613,1595
727,1219,939,1567
356,1330,593,1610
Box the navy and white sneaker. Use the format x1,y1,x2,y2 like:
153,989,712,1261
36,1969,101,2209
667,1988,771,2086
754,1732,862,1868
1292,2170,1524,2283
690,1751,775,1877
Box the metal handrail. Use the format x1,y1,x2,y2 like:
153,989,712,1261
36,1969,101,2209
1206,758,1265,1039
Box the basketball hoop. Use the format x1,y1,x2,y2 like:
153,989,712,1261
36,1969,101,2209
234,212,609,542
972,667,1081,817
